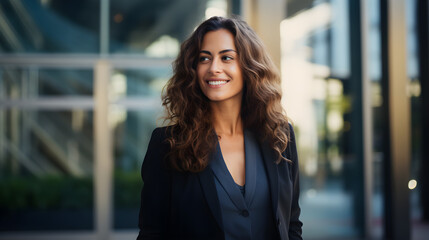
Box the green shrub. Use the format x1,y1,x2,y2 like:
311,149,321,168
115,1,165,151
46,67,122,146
0,171,142,211
114,170,142,208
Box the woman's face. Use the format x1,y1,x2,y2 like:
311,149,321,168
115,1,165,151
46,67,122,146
197,29,244,104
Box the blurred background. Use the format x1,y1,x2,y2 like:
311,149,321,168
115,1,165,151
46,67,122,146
0,0,428,239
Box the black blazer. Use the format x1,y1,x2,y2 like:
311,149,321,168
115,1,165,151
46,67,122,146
137,126,303,240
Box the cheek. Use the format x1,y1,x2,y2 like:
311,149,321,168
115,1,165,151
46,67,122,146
230,65,243,83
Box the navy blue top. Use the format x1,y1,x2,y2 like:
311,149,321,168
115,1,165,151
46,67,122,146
210,130,278,240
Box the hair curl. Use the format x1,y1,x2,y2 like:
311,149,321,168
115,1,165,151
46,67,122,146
162,16,290,173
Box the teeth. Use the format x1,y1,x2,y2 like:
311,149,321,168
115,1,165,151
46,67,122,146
208,81,227,85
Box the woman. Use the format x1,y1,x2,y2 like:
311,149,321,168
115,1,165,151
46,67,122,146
137,16,302,240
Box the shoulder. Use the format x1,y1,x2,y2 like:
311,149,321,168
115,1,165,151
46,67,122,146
151,126,171,139
142,126,173,171
288,123,296,142
283,123,297,162
147,126,175,147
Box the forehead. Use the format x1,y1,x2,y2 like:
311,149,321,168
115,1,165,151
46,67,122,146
200,29,236,51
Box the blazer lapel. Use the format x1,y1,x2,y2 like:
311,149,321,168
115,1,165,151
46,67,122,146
260,141,279,219
210,142,248,211
198,165,224,232
243,130,257,207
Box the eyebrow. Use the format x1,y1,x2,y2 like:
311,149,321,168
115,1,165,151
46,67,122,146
199,49,237,55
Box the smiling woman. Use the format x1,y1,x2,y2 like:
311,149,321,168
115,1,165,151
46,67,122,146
137,16,303,240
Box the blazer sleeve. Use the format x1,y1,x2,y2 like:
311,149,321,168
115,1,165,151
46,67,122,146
288,125,303,240
137,128,171,240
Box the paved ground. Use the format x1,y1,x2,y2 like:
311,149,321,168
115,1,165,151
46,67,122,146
300,186,429,240
413,221,429,240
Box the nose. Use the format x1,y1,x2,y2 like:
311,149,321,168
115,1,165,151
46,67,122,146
209,57,222,74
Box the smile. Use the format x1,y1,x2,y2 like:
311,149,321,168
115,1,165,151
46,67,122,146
207,80,229,87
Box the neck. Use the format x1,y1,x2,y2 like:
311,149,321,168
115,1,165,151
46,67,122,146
210,100,243,136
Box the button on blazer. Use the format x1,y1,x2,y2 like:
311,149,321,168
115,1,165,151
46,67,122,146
137,125,303,240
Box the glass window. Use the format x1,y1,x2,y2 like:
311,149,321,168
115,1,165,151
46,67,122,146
0,68,93,98
406,0,423,230
365,0,384,238
0,110,94,231
281,0,362,238
109,0,207,55
112,109,163,229
110,68,171,99
0,0,99,53
110,66,166,228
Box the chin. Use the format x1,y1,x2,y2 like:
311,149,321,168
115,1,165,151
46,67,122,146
207,97,226,102
203,93,224,101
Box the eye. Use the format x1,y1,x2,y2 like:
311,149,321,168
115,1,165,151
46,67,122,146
199,56,210,62
222,56,233,61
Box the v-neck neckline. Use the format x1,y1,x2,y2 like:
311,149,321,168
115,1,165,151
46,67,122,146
210,129,258,209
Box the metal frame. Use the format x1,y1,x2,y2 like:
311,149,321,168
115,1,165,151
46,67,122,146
0,98,94,109
100,0,110,55
417,0,429,223
0,97,162,110
0,54,173,69
94,60,113,240
383,0,411,239
348,0,366,236
360,0,374,238
241,0,285,68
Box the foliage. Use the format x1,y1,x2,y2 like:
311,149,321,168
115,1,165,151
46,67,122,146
0,171,142,211
114,170,142,208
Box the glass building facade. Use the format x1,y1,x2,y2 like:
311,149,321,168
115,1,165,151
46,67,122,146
0,0,427,239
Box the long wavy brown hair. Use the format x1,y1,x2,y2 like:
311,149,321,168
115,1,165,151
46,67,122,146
162,16,290,173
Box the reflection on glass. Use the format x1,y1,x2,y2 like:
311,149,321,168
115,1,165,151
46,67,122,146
282,1,362,239
38,69,94,96
110,67,166,229
0,68,93,98
406,0,423,228
205,0,228,19
113,110,163,229
110,68,170,98
0,0,99,53
0,110,94,231
365,0,384,238
109,0,207,55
